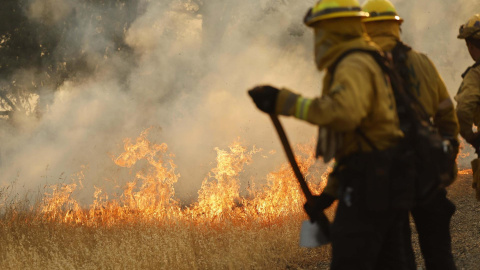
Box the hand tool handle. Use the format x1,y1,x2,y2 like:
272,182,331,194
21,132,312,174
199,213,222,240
269,114,314,205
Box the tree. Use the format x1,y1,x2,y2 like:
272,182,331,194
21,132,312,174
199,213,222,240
0,0,141,120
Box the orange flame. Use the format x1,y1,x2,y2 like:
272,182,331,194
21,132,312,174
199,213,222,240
35,129,327,227
458,169,472,175
36,130,476,228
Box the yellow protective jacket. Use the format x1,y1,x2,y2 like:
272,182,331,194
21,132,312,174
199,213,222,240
274,19,403,197
365,21,459,139
455,61,480,146
455,61,480,145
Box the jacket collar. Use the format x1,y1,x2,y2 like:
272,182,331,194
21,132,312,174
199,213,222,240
462,61,480,78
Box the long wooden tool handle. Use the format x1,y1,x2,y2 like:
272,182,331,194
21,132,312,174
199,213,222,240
269,114,314,204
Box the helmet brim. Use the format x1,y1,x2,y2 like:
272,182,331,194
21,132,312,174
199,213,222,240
363,15,403,23
305,11,369,27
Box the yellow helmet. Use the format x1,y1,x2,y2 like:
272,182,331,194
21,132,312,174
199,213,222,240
458,14,480,39
361,0,403,23
304,0,368,27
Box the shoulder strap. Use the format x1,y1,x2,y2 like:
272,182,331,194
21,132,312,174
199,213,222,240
327,48,386,151
390,41,431,121
391,41,412,60
328,48,376,84
328,48,394,89
327,47,433,150
391,41,412,94
462,61,480,78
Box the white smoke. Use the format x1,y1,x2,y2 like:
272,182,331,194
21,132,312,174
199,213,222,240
27,0,73,25
0,0,476,203
0,0,321,202
390,0,476,94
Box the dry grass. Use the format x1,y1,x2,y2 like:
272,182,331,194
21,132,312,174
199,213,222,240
0,137,334,269
3,175,480,270
0,214,331,269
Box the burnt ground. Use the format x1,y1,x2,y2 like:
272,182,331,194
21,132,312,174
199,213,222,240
427,172,480,269
401,172,480,269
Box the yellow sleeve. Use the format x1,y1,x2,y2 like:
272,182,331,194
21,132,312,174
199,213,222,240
275,58,373,131
426,57,459,138
455,68,480,144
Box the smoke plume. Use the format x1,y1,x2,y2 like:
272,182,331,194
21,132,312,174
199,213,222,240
0,0,477,203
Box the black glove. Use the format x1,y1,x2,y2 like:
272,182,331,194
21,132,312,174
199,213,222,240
248,85,280,114
303,193,335,222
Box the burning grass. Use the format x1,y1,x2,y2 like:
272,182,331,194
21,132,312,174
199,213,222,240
0,129,333,269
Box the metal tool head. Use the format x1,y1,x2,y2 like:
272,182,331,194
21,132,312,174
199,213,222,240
299,220,330,248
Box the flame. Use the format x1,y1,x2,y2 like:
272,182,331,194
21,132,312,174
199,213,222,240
33,129,327,227
458,169,472,175
32,130,476,228
187,141,257,222
457,139,471,162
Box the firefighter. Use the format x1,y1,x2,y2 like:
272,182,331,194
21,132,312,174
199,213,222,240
455,14,480,202
361,1,460,269
248,0,415,268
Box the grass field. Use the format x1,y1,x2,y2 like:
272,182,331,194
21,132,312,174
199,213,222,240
0,132,332,269
0,214,331,269
2,132,479,269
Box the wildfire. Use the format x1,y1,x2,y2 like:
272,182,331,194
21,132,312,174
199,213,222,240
29,130,477,228
36,129,328,227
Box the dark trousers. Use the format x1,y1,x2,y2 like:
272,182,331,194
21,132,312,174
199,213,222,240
330,199,416,270
411,189,456,270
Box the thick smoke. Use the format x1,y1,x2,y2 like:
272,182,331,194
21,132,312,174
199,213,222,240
27,0,73,25
0,0,321,202
391,0,476,94
0,0,477,203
